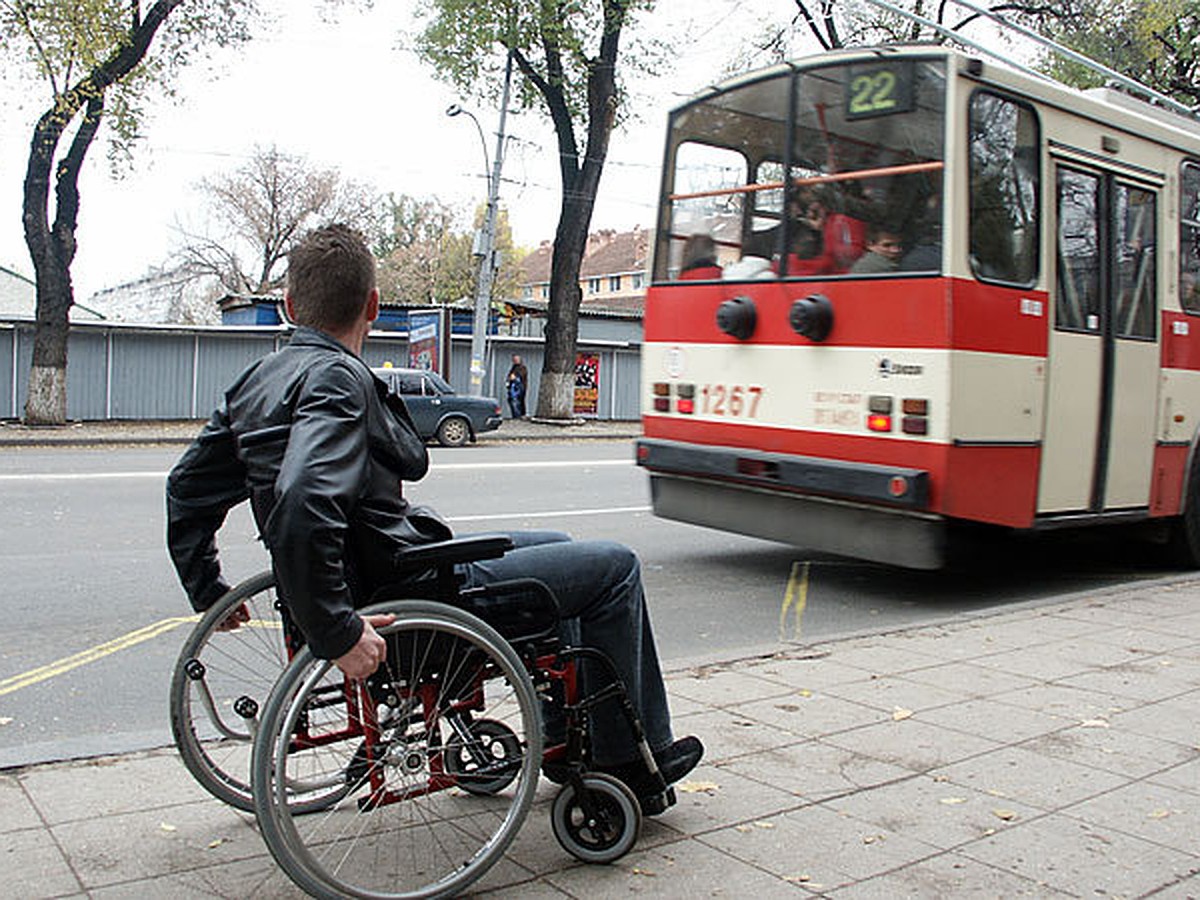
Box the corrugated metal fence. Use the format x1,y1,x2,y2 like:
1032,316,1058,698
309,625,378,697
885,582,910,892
0,321,642,421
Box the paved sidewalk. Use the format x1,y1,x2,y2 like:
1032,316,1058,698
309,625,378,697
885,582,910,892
2,578,1198,898
0,417,641,447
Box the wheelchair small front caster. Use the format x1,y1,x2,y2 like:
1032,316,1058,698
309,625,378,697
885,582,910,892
551,772,642,863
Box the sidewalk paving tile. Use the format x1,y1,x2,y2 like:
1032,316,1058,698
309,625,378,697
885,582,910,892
1050,600,1186,628
991,634,1155,677
822,776,1045,851
697,802,942,892
87,856,302,899
731,653,878,692
929,745,1131,812
1154,874,1200,900
476,879,573,898
885,660,1042,699
821,673,975,715
1081,625,1200,655
673,708,809,764
0,773,44,834
869,625,1045,663
50,801,263,889
957,813,1198,898
937,614,1105,649
987,681,1140,722
717,740,913,805
1018,722,1199,780
543,835,813,898
799,641,948,676
1149,757,1200,798
820,719,1003,774
0,827,84,899
20,752,210,826
1060,780,1200,855
663,667,800,709
1055,663,1199,703
646,762,805,830
736,690,889,741
1108,695,1200,746
910,697,1072,745
827,851,1076,898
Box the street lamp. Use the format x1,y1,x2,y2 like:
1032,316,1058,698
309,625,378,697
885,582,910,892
446,51,513,397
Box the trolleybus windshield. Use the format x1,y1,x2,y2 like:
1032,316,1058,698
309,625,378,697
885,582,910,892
656,58,946,282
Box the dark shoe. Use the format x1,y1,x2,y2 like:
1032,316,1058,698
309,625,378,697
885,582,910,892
596,736,704,813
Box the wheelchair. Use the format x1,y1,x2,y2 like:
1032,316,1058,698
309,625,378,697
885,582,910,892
170,534,675,899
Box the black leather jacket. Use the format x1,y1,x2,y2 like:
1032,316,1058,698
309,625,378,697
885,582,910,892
166,327,446,659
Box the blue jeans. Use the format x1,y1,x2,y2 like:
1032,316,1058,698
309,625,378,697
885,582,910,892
458,531,674,765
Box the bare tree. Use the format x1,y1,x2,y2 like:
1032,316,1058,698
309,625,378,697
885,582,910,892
176,145,386,295
377,194,524,308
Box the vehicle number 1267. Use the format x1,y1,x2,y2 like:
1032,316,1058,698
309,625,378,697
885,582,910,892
699,384,763,417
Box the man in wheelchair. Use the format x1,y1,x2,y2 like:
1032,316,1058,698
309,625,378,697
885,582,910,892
166,223,702,815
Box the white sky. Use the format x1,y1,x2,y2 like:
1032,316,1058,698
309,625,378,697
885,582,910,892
0,0,796,300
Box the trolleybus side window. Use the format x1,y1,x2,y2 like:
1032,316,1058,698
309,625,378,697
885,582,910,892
1114,183,1156,339
968,91,1039,286
1055,171,1158,338
1056,169,1102,332
1182,161,1200,313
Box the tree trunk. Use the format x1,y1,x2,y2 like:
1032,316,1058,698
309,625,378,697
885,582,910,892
533,2,624,420
23,256,74,424
22,107,83,425
537,204,590,419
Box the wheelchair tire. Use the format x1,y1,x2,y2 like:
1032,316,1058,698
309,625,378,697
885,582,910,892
253,599,543,900
170,572,274,810
169,571,349,815
551,772,642,864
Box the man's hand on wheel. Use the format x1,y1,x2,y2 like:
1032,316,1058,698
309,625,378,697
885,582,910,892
334,613,397,680
216,601,251,632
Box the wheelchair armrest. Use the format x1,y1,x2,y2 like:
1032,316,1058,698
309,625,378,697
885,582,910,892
391,534,514,574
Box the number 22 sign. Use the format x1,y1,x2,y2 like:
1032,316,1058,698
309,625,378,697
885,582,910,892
844,62,915,120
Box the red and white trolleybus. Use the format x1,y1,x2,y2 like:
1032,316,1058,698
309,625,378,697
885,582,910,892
635,42,1200,569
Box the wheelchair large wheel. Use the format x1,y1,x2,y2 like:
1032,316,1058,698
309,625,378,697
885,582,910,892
169,571,349,814
252,599,543,900
170,572,278,810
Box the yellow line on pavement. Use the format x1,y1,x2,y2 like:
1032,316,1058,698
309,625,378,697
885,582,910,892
0,615,199,698
779,561,810,641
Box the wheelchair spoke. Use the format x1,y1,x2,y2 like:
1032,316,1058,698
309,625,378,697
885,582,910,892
253,600,544,899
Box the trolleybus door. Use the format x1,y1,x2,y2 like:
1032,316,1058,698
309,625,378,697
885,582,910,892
1038,162,1160,515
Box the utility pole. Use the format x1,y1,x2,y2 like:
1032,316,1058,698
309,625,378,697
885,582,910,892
462,51,514,396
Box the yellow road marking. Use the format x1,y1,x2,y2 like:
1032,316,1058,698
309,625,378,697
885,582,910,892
779,561,810,641
0,615,198,698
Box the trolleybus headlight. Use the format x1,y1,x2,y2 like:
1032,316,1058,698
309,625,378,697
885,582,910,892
716,296,757,340
789,294,834,342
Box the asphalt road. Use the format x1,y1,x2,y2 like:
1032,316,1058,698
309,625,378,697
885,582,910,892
0,438,1183,768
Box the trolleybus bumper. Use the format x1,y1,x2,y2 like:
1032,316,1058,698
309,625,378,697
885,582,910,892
636,438,945,570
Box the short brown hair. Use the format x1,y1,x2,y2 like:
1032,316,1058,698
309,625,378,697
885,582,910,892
285,224,376,331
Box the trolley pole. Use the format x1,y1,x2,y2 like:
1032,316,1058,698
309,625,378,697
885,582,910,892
459,51,514,397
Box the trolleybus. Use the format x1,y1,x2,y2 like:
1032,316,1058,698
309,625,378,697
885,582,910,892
635,41,1200,569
